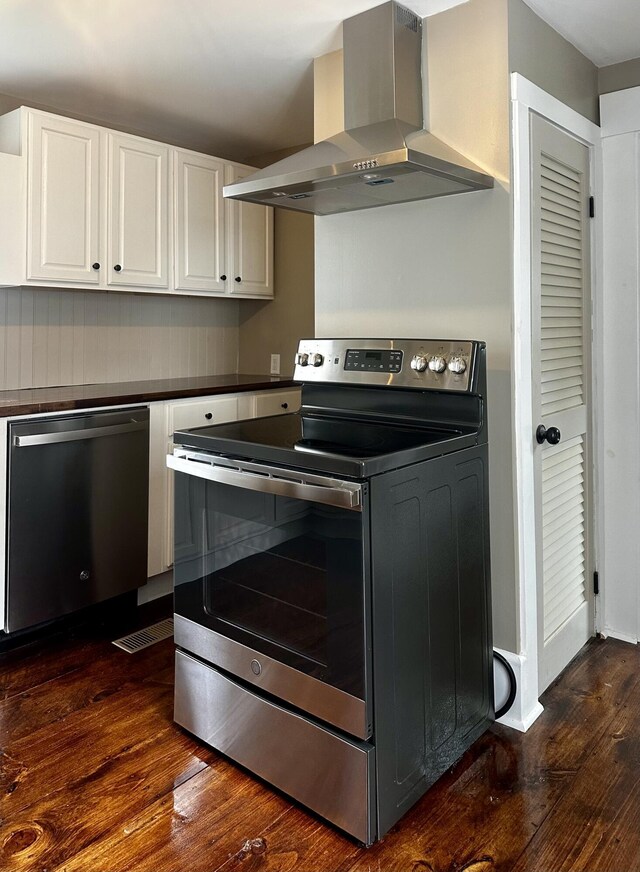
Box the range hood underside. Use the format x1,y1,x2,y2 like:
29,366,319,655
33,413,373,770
224,121,494,216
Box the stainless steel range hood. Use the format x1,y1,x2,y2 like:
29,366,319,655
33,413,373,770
223,1,494,216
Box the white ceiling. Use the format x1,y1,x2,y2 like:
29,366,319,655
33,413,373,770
0,0,639,162
0,0,461,161
524,0,640,67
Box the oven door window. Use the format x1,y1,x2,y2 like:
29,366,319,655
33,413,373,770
173,473,366,700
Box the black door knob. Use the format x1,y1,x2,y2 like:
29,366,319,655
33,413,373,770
92,262,100,270
220,275,227,281
281,402,288,409
235,276,242,283
536,424,561,445
205,412,213,420
114,264,122,272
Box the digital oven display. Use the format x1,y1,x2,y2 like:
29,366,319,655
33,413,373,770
344,349,403,373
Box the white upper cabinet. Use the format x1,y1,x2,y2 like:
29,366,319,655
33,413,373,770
108,134,169,288
27,113,101,284
174,150,226,293
0,107,274,300
227,165,273,297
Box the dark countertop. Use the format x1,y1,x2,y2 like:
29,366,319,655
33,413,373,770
0,374,298,418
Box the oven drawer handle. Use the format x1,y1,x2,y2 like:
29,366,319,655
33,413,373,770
167,454,362,511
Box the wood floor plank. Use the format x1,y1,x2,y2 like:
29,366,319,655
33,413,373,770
0,634,110,701
1,677,175,815
54,762,294,872
0,628,638,872
215,805,361,872
0,725,212,871
509,669,640,872
0,638,174,747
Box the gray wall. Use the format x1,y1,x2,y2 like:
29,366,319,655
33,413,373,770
239,209,314,376
599,58,640,95
240,146,315,377
314,0,518,652
508,0,599,124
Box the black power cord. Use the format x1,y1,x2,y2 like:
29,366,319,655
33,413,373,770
493,650,517,719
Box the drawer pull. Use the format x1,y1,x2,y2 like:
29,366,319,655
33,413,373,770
281,403,288,409
205,413,213,420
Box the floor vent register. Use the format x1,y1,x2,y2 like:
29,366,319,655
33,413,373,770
112,618,174,653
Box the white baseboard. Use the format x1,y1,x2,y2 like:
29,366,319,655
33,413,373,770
602,627,638,645
494,647,544,733
137,570,173,605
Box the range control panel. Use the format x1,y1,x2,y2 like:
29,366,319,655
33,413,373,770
294,339,480,392
344,348,403,373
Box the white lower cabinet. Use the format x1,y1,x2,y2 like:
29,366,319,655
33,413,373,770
237,387,301,420
255,388,301,417
148,388,301,578
165,395,239,571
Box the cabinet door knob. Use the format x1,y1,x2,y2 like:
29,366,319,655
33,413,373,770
205,412,213,420
235,276,242,283
281,403,288,409
114,264,122,272
92,262,100,270
220,275,227,281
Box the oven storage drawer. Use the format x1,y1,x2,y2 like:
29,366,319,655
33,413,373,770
174,650,375,844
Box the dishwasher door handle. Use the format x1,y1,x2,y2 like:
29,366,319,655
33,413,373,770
167,452,362,511
14,420,147,447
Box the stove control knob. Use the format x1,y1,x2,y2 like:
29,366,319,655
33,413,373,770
410,354,428,372
448,356,467,374
296,353,309,366
428,356,447,373
310,353,324,367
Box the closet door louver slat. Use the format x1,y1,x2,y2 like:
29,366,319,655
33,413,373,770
541,435,587,643
540,154,584,416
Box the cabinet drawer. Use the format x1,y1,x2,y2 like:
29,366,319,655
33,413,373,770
255,389,301,418
170,396,238,435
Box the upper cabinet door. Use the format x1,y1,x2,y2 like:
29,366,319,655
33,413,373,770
27,113,101,284
108,133,169,288
174,151,226,293
227,165,273,297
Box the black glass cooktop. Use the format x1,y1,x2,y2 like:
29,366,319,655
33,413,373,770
174,412,478,479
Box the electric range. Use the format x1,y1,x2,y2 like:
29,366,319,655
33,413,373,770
168,338,493,844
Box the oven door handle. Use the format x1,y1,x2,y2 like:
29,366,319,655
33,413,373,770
167,453,362,511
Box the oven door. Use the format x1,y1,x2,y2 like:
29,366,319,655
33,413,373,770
168,449,372,740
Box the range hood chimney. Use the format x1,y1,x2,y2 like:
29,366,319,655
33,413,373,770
223,1,494,215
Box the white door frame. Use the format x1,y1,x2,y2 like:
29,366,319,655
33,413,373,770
510,73,603,731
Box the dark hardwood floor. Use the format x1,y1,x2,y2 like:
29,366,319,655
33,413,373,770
1,618,639,871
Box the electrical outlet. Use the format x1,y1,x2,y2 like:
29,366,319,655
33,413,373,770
270,353,280,375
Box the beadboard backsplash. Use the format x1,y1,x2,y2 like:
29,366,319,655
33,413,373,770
0,288,240,390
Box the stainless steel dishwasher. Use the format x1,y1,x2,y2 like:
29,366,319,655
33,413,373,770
6,407,149,633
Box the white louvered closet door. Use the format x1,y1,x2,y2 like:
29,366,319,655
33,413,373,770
531,115,593,694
